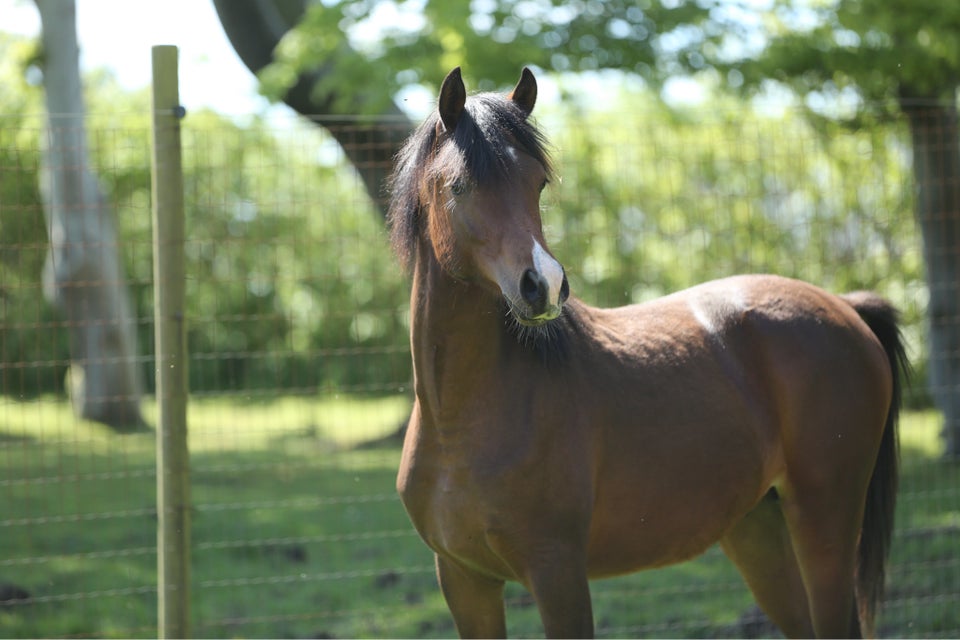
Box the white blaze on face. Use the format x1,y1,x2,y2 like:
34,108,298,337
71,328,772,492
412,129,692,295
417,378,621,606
532,239,565,306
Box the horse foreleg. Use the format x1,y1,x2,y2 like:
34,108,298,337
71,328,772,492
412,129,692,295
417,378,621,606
435,554,507,638
524,556,594,638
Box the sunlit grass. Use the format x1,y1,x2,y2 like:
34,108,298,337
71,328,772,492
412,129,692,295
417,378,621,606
1,391,410,450
178,393,411,453
900,409,944,461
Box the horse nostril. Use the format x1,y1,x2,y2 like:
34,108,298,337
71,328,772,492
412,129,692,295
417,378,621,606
520,269,546,309
559,271,570,304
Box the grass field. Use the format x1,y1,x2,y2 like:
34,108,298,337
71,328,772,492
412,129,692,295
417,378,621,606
0,395,957,638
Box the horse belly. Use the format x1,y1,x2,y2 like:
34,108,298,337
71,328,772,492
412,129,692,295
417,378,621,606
585,430,773,577
586,505,740,577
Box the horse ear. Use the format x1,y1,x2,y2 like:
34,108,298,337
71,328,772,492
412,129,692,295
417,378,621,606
438,67,466,133
508,67,537,116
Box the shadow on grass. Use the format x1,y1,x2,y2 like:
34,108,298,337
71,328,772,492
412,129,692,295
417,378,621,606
0,431,36,444
184,443,454,639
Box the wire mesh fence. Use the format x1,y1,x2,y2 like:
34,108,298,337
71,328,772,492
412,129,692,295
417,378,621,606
1,97,958,638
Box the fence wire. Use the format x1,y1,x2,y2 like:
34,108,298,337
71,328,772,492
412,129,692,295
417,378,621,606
0,103,958,638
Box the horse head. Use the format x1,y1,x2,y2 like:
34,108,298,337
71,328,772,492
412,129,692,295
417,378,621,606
390,67,570,327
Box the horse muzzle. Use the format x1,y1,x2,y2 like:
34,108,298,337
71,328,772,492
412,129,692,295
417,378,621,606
511,266,570,325
494,239,569,326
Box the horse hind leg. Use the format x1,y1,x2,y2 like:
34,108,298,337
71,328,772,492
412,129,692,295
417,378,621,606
779,480,866,638
721,490,815,638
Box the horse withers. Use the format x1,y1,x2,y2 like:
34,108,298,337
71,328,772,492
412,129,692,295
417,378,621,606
388,66,907,638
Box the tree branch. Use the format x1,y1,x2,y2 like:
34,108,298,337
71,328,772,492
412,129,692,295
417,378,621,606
212,0,412,217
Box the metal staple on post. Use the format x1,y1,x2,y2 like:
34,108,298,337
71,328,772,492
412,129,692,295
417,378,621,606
150,44,190,640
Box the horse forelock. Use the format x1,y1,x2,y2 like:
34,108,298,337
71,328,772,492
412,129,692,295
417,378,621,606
387,91,554,271
452,94,554,186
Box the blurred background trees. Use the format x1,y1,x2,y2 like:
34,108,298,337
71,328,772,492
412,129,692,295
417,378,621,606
1,0,955,450
0,24,924,403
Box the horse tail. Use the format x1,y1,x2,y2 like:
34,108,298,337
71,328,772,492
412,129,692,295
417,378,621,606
842,291,909,635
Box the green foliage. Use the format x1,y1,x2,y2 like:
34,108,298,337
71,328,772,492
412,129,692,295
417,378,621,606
79,104,411,395
257,0,960,121
0,34,408,396
0,33,61,395
173,114,409,394
723,0,960,109
258,0,717,109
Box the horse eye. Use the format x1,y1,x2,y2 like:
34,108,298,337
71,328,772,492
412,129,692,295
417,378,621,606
450,178,467,196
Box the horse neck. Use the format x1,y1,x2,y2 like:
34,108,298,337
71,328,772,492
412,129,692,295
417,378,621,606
409,246,510,423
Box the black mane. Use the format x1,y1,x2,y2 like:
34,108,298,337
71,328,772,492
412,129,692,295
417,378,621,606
387,92,554,270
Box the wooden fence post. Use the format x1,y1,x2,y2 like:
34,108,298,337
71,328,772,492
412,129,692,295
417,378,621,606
150,44,190,639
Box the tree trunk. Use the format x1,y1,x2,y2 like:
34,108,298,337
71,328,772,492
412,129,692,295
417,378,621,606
35,0,146,431
900,94,960,457
212,0,412,217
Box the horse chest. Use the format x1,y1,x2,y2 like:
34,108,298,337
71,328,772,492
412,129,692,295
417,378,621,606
397,413,553,579
401,460,517,577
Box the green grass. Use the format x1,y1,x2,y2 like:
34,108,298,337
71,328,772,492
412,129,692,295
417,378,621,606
0,397,957,638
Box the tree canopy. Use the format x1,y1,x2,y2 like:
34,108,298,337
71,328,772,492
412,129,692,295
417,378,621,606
256,0,724,110
252,0,960,117
726,0,960,119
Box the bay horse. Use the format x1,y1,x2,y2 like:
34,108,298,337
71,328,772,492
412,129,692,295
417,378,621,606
390,67,907,638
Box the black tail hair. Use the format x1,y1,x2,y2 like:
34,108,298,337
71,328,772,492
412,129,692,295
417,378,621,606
842,292,910,636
